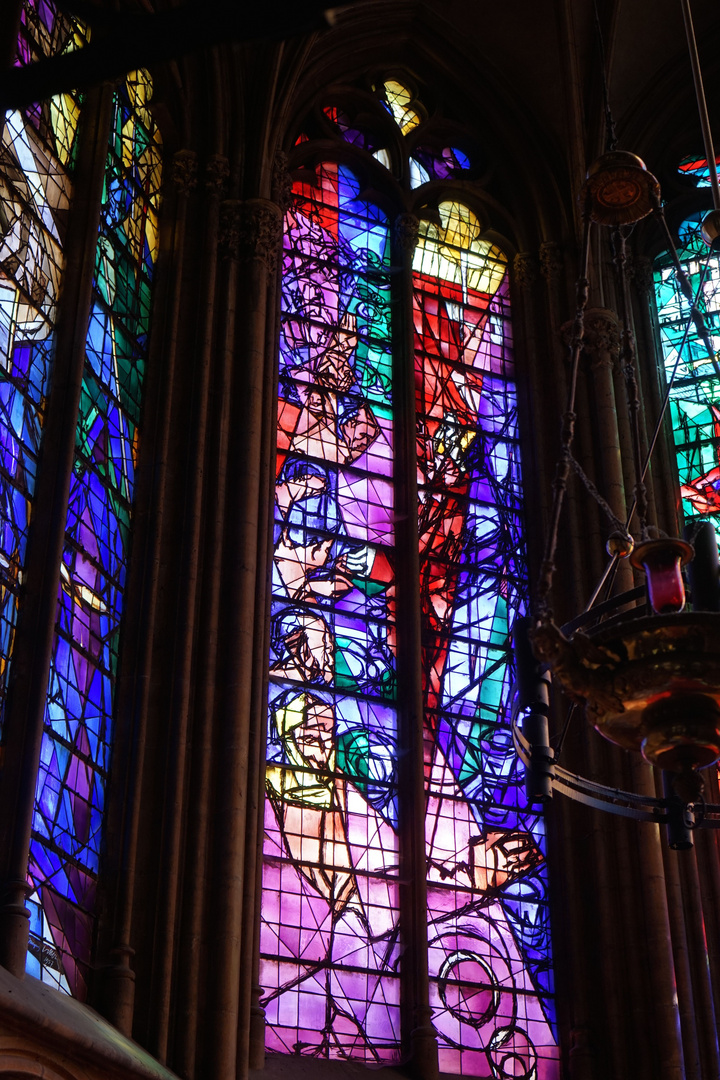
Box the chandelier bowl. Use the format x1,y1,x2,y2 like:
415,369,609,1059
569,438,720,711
582,150,660,225
532,611,720,771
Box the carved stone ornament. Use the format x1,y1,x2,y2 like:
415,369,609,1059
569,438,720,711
172,149,198,195
539,240,563,281
632,254,654,294
273,151,294,215
219,199,242,259
205,155,230,195
238,199,283,270
394,213,419,253
219,199,283,268
582,308,621,369
512,251,538,290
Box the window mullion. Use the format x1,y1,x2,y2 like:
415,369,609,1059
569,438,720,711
0,81,114,977
391,211,439,1080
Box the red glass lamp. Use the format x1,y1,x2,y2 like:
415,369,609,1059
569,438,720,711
630,538,695,614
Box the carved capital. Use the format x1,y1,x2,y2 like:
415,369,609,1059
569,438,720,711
632,254,654,294
513,251,538,290
172,149,198,195
205,154,230,195
539,240,563,281
273,151,294,214
559,320,575,352
219,199,283,268
583,308,621,369
239,199,284,269
394,212,419,253
219,200,242,258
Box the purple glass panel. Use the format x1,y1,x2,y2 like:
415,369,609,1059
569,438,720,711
262,161,401,1060
413,206,558,1075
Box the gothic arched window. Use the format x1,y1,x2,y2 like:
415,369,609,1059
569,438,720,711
0,0,162,998
262,77,558,1078
653,156,720,531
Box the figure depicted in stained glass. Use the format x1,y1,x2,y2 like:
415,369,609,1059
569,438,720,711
0,0,89,763
267,692,366,916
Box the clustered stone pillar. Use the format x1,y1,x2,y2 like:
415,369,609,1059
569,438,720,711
92,149,285,1080
580,308,634,593
204,196,283,1080
99,146,200,1039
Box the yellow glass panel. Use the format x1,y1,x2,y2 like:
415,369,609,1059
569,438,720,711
48,19,89,166
126,69,153,112
414,201,507,296
146,208,159,265
49,93,80,167
383,79,421,135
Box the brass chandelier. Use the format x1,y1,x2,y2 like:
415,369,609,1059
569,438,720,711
514,0,720,851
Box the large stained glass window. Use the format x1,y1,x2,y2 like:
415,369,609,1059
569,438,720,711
0,0,88,738
261,79,558,1077
654,159,720,531
26,69,162,997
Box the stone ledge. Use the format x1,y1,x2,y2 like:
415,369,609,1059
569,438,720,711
0,966,179,1080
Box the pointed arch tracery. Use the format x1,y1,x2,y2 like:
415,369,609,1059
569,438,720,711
261,76,558,1077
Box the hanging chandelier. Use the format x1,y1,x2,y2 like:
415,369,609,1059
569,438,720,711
514,0,720,851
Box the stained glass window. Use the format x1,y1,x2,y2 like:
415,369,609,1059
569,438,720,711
263,159,401,1060
262,79,558,1076
678,153,720,189
414,203,556,1076
26,66,162,997
0,0,88,740
654,188,720,531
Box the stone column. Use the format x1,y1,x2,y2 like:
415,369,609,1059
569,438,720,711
158,152,230,1073
203,197,283,1080
392,212,439,1080
631,254,680,536
581,308,633,592
99,146,198,1036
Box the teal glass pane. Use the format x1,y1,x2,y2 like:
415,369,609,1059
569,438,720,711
654,210,720,530
679,153,720,189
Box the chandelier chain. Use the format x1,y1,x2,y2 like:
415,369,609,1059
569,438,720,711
612,227,649,538
567,451,626,534
592,0,618,153
536,214,593,616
